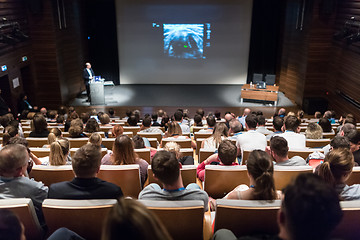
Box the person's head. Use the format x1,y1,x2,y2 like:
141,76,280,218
246,150,276,200
305,123,323,139
245,114,258,130
99,113,110,125
72,143,101,178
341,123,356,137
323,110,332,119
84,118,100,133
206,115,216,128
318,118,332,133
70,118,83,128
257,115,266,127
347,130,360,153
243,108,251,116
279,173,342,240
40,107,47,117
102,197,171,240
112,135,137,165
212,123,229,146
151,113,158,122
125,109,133,118
0,209,26,240
32,113,48,133
151,151,179,185
111,125,124,138
297,110,304,119
218,140,237,165
48,110,57,120
173,110,183,122
164,141,181,159
193,114,203,126
85,62,91,69
157,109,164,117
49,138,70,166
56,115,65,124
318,148,354,187
89,132,102,146
167,121,182,136
272,116,284,132
132,135,145,149
229,119,243,134
278,108,286,116
2,125,18,146
142,117,152,128
214,110,221,120
196,108,205,118
127,115,138,126
80,112,90,124
108,108,115,117
0,144,28,177
283,115,300,132
330,136,350,150
47,128,62,145
270,136,288,160
224,113,233,122
69,125,84,138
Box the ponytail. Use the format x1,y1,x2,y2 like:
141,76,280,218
49,139,69,166
253,171,277,200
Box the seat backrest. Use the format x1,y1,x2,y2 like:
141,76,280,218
70,148,107,158
66,137,89,148
134,148,151,164
147,137,158,148
273,166,313,190
29,147,50,158
148,165,197,187
265,74,276,85
204,165,249,198
214,199,281,236
99,126,113,133
102,138,115,149
193,126,206,133
196,138,206,156
26,137,49,147
180,148,194,157
29,165,74,187
194,132,212,141
346,167,360,185
242,150,252,164
42,199,116,240
306,139,331,148
137,132,162,143
323,132,335,139
252,73,263,84
288,148,324,160
331,200,360,240
97,165,141,198
199,148,215,163
162,138,192,148
123,126,140,136
139,200,205,240
0,198,43,240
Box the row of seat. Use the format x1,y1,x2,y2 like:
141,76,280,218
2,197,359,240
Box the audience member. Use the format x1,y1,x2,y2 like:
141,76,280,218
347,130,360,165
108,108,117,118
318,117,334,133
29,113,49,137
190,114,203,133
198,115,216,133
84,118,100,133
48,144,123,199
2,125,18,147
256,115,272,135
266,116,284,140
201,122,229,150
0,209,27,240
214,110,222,121
224,113,234,129
268,136,306,166
238,108,251,129
162,121,195,148
68,118,87,138
197,140,238,182
39,138,70,166
305,122,323,139
110,124,124,138
139,151,209,211
228,119,243,140
164,141,194,165
296,110,304,120
277,108,286,118
101,135,148,186
127,115,138,126
99,113,111,127
88,132,104,147
151,113,161,126
102,197,172,240
225,150,280,200
173,110,190,134
160,115,170,131
139,116,162,133
132,135,157,160
277,115,305,149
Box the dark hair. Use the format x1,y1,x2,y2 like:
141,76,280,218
270,136,288,158
284,115,300,132
218,140,237,165
48,110,57,119
81,112,90,124
72,143,102,177
127,115,138,126
206,115,216,128
330,136,350,150
0,209,23,240
257,115,266,126
193,114,203,126
142,117,152,128
56,115,65,124
282,173,342,240
151,151,179,185
151,114,158,121
99,113,110,125
58,105,67,115
246,150,276,200
318,118,332,133
84,118,100,133
132,135,145,149
245,114,257,129
32,114,48,133
69,125,84,138
3,125,18,146
108,108,115,116
347,130,360,144
196,108,205,117
214,111,221,120
273,116,284,132
173,111,183,122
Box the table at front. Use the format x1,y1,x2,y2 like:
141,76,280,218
240,84,279,105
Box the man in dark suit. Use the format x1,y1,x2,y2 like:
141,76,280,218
48,143,123,199
83,62,95,102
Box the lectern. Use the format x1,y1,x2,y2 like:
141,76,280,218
90,80,105,105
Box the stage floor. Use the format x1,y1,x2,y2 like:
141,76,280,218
70,84,294,108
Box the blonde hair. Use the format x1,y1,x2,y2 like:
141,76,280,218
305,123,323,139
164,141,182,159
167,122,182,136
49,138,70,166
89,132,102,146
48,128,62,144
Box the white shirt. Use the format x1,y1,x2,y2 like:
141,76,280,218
86,68,93,78
236,130,267,152
277,131,306,149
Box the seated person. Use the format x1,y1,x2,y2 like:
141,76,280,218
88,132,106,148
164,141,194,165
225,150,281,200
139,116,163,134
201,123,229,150
39,138,71,166
162,122,196,149
305,122,323,139
256,115,273,135
68,118,87,138
132,135,157,161
190,114,203,134
318,117,335,134
198,115,216,133
266,116,284,140
277,115,306,149
84,118,100,134
109,124,124,138
48,143,123,199
138,151,209,211
213,173,343,240
267,136,306,166
29,113,50,137
317,148,360,200
197,140,239,182
151,113,161,127
227,119,243,140
99,113,112,127
347,129,360,165
173,110,190,134
0,144,48,224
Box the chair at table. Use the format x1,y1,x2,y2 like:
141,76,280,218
273,166,313,190
214,199,281,237
29,165,74,187
42,199,116,240
203,165,249,199
0,198,43,240
97,165,142,198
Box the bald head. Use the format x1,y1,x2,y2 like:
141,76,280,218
225,113,233,122
243,108,251,116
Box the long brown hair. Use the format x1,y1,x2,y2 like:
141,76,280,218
167,122,182,136
111,135,138,165
246,150,277,200
211,122,229,147
318,148,354,187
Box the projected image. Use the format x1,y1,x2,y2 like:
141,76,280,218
164,24,205,59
